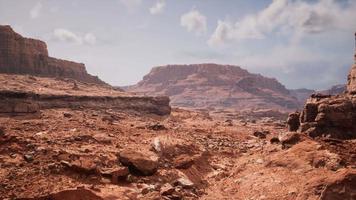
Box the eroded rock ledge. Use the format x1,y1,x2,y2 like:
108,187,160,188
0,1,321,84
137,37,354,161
0,90,171,116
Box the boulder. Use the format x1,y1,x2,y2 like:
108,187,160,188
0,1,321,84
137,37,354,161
286,112,300,131
118,150,159,176
62,157,98,175
279,132,303,149
100,167,129,184
174,177,194,189
253,131,267,139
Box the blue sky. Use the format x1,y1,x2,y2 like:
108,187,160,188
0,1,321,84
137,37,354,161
0,0,355,89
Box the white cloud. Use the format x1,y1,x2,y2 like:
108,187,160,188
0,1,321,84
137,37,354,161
149,0,166,15
30,2,42,19
84,33,97,45
53,29,96,45
208,0,356,46
120,0,142,12
180,9,207,35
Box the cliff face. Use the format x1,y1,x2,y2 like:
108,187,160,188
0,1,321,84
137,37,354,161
292,50,356,139
0,25,105,84
128,64,300,111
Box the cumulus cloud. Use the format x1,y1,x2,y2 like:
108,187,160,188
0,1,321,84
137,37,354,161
208,0,356,46
83,33,97,45
150,0,165,15
53,29,96,45
30,1,42,19
120,0,142,12
239,43,350,89
180,9,207,35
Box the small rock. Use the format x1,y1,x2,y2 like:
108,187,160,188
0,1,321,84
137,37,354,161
174,177,194,189
253,131,267,139
256,159,264,164
35,131,47,136
173,154,195,169
63,158,98,175
23,154,34,162
63,112,73,118
141,184,157,195
270,137,280,144
100,167,129,184
147,123,167,131
160,183,175,196
151,137,162,152
279,132,302,149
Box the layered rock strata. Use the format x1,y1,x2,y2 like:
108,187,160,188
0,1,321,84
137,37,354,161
0,90,171,116
128,64,300,111
292,48,356,139
0,25,105,84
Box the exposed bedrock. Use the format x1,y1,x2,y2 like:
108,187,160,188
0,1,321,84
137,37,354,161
0,25,105,85
0,90,171,116
290,50,356,139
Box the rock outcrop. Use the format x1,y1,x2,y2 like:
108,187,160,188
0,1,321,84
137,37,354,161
127,64,300,111
0,25,105,84
0,90,171,116
295,47,356,139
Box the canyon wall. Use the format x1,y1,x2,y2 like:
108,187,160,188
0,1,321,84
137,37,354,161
0,25,105,84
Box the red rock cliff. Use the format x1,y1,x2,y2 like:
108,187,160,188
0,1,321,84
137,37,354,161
0,25,105,84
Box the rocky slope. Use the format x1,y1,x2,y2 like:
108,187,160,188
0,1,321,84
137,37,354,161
1,101,354,199
0,25,105,85
127,64,300,112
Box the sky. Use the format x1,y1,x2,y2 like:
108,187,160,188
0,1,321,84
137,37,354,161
0,0,355,90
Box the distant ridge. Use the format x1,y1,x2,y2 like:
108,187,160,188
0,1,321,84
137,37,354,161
127,63,301,111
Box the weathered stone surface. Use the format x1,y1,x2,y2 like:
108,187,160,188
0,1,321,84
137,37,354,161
160,183,175,196
279,132,303,149
174,177,194,189
299,96,356,139
118,150,159,176
173,154,195,169
0,25,105,85
0,90,171,116
347,51,356,94
287,112,300,131
100,166,129,184
297,49,356,139
320,170,356,200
